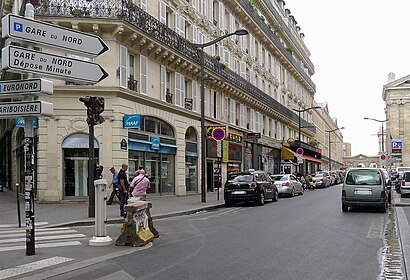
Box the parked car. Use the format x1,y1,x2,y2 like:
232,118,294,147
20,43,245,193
224,170,278,206
396,166,410,180
314,172,330,188
271,174,303,197
342,168,390,213
400,171,410,198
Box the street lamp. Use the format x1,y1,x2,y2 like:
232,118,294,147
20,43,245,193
292,106,321,173
326,127,345,171
364,117,388,154
193,29,248,203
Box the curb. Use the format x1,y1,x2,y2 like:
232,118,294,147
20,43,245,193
42,203,225,228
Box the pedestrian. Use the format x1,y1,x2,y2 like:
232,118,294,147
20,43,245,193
118,163,129,218
131,167,150,200
106,167,120,205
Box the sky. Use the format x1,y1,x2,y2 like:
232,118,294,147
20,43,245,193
288,0,410,156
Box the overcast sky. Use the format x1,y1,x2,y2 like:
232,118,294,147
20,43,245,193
288,0,410,156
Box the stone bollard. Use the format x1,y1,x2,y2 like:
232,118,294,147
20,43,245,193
115,199,159,247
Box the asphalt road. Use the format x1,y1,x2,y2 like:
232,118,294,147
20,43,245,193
38,185,390,280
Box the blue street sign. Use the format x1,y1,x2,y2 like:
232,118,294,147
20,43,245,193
16,117,38,128
123,114,141,128
392,140,402,150
151,136,160,150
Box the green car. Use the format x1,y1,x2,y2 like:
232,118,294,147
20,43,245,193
341,168,390,213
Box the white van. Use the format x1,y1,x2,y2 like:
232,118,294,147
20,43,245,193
396,167,410,179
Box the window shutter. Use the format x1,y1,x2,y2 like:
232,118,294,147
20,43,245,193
140,0,147,11
180,15,186,38
192,26,197,43
223,94,229,122
209,0,214,23
219,2,224,31
230,13,235,33
215,92,220,119
240,104,244,127
229,99,236,124
258,41,262,64
250,35,255,58
140,55,147,94
210,91,215,117
175,13,180,35
175,72,181,106
119,45,128,89
159,1,166,24
224,49,230,67
250,109,254,130
160,65,166,101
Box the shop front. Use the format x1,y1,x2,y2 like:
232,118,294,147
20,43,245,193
127,116,176,195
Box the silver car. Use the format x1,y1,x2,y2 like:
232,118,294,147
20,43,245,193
271,174,303,197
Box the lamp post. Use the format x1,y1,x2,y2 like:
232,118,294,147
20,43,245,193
292,106,321,173
364,117,387,154
326,127,345,171
193,29,248,203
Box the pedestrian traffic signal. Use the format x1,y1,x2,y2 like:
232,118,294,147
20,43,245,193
79,96,105,126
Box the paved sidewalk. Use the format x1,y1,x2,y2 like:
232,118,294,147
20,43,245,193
0,188,225,228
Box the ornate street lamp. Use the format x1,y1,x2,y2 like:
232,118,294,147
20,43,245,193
193,29,248,203
364,117,388,154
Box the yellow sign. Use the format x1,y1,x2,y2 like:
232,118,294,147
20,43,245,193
223,141,229,163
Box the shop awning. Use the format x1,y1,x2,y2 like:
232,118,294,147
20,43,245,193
303,154,321,163
281,147,296,160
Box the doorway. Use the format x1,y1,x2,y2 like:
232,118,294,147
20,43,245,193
207,161,214,192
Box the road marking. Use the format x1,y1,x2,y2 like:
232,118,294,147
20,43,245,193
194,208,241,220
0,229,78,239
0,241,82,252
0,233,85,244
0,256,74,279
96,270,135,280
0,227,71,235
367,216,385,238
0,222,48,228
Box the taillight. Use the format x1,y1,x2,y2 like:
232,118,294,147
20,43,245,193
381,191,386,199
282,182,290,186
402,181,405,186
342,190,346,198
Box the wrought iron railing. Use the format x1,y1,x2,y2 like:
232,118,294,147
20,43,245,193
127,77,138,92
34,0,314,132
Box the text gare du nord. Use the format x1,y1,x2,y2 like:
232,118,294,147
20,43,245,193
12,49,74,75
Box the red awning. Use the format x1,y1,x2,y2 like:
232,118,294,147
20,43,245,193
303,154,321,163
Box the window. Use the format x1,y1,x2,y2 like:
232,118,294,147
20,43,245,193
139,116,175,137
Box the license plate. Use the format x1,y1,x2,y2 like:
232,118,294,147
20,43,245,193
232,191,246,195
355,189,372,195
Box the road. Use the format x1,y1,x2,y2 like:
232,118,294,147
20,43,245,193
28,185,396,280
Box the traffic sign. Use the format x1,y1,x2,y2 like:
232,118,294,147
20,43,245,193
213,127,225,140
0,78,53,95
296,147,304,155
2,14,109,57
2,45,108,84
0,100,53,118
380,154,386,161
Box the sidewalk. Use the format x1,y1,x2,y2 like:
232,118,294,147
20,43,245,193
0,188,225,228
393,190,410,280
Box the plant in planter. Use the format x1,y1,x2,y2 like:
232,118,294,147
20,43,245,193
286,47,294,55
214,55,221,62
71,8,83,17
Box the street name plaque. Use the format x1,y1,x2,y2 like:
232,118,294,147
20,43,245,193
0,100,53,118
0,78,53,95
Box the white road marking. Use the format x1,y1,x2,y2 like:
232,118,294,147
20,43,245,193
96,270,135,280
0,241,82,252
0,256,74,279
0,222,48,229
194,208,241,220
0,233,86,244
367,216,385,238
0,229,78,239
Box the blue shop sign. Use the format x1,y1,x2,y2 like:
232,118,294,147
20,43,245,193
16,118,38,128
151,136,160,150
123,114,141,128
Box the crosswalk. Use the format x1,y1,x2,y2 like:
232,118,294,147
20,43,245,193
0,225,85,252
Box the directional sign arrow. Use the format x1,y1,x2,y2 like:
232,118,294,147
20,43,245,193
0,78,53,95
2,14,109,57
0,100,53,118
2,45,109,84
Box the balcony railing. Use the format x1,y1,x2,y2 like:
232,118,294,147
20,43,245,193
127,77,138,92
166,91,173,104
34,0,314,132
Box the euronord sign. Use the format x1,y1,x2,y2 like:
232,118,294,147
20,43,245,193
2,45,109,84
0,100,53,118
0,78,53,95
2,14,109,57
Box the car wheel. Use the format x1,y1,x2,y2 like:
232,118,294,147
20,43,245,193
290,188,295,197
225,200,232,207
272,190,279,202
380,203,387,213
258,191,265,206
342,204,348,212
401,193,406,198
300,187,304,195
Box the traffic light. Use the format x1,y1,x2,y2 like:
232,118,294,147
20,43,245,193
79,96,105,125
95,164,104,180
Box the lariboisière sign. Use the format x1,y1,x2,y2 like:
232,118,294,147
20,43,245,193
0,100,53,118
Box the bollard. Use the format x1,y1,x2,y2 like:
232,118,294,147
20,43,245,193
89,179,113,246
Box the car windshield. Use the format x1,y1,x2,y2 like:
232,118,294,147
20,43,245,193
315,174,323,178
272,175,288,181
346,170,382,185
227,174,253,182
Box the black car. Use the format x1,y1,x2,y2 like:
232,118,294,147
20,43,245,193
224,170,278,206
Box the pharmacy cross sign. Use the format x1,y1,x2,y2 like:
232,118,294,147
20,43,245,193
2,14,109,57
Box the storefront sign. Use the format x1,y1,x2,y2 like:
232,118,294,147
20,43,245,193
150,136,160,150
223,141,229,163
392,140,402,151
123,114,141,128
16,117,38,128
228,133,242,143
246,132,261,139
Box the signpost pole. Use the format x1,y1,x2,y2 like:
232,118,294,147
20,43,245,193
88,124,95,218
